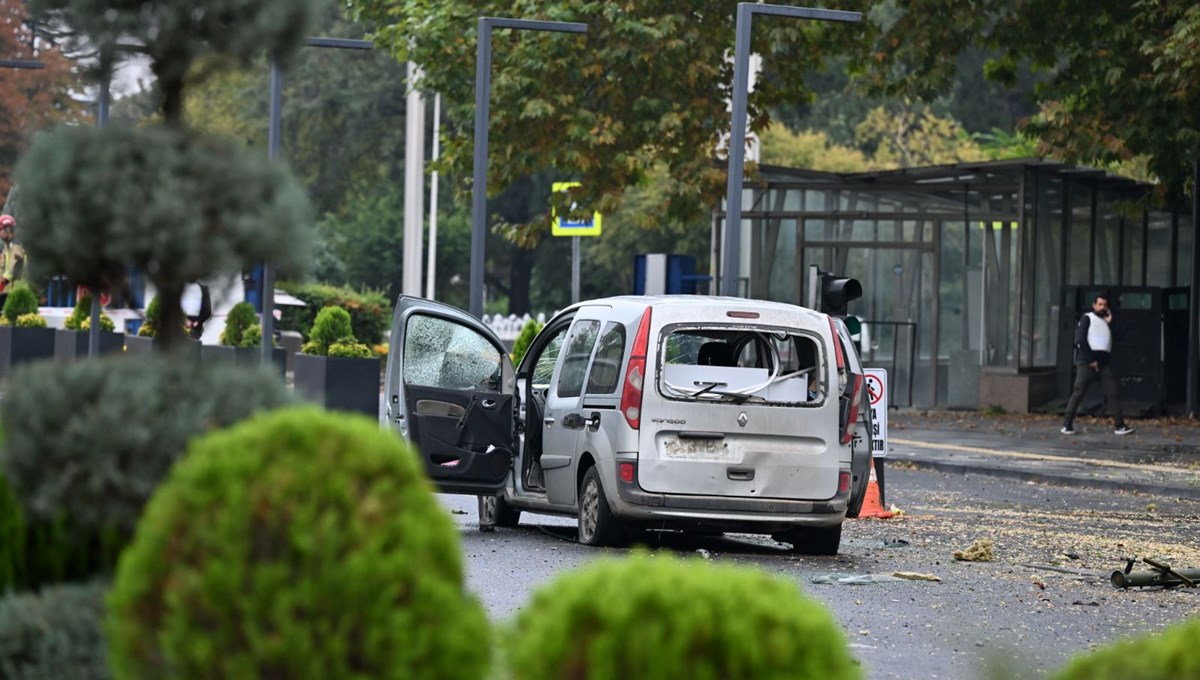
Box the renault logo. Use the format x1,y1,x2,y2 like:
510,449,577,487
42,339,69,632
737,412,749,428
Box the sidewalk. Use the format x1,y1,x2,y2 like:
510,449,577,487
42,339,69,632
883,410,1200,500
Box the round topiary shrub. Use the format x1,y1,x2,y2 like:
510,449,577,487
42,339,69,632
506,552,861,680
2,283,39,325
219,301,258,347
107,407,491,679
137,297,162,338
302,305,355,355
1051,616,1200,680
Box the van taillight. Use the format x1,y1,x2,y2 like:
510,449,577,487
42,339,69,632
620,308,653,430
842,373,863,445
828,317,846,372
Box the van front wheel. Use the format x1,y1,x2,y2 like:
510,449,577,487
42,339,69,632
578,467,625,547
776,524,842,555
479,494,521,532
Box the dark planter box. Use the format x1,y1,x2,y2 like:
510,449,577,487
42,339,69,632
123,334,156,355
53,329,124,363
0,326,58,378
202,345,286,378
293,353,380,418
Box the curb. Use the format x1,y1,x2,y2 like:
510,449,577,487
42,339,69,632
886,457,1200,502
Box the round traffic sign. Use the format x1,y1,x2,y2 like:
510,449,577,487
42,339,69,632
866,374,884,406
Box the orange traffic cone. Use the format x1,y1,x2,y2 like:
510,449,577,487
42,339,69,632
855,461,895,519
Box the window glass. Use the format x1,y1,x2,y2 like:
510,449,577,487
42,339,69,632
586,322,626,395
531,327,568,387
556,320,600,398
403,314,502,391
659,328,822,405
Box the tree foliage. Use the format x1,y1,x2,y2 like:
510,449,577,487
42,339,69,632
347,0,864,243
0,0,86,206
824,0,1200,199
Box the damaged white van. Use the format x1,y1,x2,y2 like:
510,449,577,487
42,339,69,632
383,295,870,554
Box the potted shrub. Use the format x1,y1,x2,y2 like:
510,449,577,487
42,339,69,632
0,283,55,378
293,306,379,416
204,301,285,376
54,292,124,361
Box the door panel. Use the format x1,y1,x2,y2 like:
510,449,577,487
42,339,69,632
383,295,516,495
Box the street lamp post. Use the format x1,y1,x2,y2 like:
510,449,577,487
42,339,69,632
719,3,860,298
469,17,587,319
263,37,373,364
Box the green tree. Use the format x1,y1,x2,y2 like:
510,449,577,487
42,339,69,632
824,0,1200,199
347,0,862,242
16,0,318,350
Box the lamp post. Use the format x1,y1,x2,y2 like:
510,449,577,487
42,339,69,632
263,37,373,364
719,3,860,297
469,17,587,319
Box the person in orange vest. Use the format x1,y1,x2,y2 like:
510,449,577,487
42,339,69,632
0,214,28,310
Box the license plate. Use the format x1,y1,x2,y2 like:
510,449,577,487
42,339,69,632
661,438,734,461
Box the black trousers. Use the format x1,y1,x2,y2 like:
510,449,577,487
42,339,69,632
1063,362,1124,428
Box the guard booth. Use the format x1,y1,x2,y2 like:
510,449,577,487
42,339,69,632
633,254,709,295
1056,286,1166,417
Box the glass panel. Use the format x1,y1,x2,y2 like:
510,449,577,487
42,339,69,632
1094,194,1120,285
585,322,626,395
556,319,600,398
404,314,502,391
1176,213,1193,287
1122,214,1144,285
752,217,797,304
1067,181,1092,285
530,329,567,387
1032,173,1064,365
1146,212,1172,286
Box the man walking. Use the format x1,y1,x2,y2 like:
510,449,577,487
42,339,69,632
1061,292,1135,435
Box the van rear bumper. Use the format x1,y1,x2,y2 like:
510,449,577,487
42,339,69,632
614,468,848,527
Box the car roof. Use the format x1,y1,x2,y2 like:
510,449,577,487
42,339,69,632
562,294,827,319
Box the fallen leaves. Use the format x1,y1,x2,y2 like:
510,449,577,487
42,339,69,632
954,537,996,562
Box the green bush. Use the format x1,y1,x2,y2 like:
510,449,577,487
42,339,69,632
219,301,258,347
0,356,293,539
0,580,110,680
302,305,355,356
327,340,373,358
242,323,263,347
64,293,112,331
276,281,390,345
136,297,161,338
510,318,543,365
15,313,46,329
506,552,861,680
107,407,491,679
2,284,40,325
1051,617,1200,680
0,472,23,590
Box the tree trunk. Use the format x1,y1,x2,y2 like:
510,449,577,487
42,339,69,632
155,282,187,353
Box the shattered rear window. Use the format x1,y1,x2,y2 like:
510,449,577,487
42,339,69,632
659,327,823,405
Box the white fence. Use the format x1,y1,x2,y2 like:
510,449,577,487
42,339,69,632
484,313,548,345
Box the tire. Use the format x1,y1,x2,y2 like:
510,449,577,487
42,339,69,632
577,466,626,547
478,494,521,532
776,524,842,555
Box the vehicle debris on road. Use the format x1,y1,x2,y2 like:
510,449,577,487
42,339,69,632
954,537,995,562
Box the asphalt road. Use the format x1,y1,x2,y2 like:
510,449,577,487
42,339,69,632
439,467,1200,680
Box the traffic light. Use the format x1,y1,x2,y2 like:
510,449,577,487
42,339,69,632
814,267,862,316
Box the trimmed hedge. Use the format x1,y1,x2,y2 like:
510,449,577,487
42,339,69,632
1052,617,1200,680
0,356,292,538
507,552,861,680
276,281,389,345
0,580,110,680
107,407,491,679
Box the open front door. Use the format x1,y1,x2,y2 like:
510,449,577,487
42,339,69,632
384,296,517,495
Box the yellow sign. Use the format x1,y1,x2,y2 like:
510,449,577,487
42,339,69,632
551,181,602,236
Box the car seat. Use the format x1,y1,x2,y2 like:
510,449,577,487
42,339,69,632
697,341,735,367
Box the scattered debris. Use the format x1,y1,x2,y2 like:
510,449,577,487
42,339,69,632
1146,502,1158,513
1071,600,1101,606
811,573,906,585
881,538,911,549
1031,576,1045,590
954,538,995,562
890,571,942,582
450,509,468,515
1111,557,1200,589
695,549,712,559
1063,552,1080,560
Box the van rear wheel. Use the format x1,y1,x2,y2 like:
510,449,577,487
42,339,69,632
578,467,625,546
776,524,842,555
479,494,520,532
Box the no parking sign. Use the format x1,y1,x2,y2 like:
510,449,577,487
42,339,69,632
865,369,887,457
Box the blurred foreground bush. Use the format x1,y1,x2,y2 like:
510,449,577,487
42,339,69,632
0,580,110,680
0,356,291,589
107,407,491,679
507,552,861,680
1052,616,1200,680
